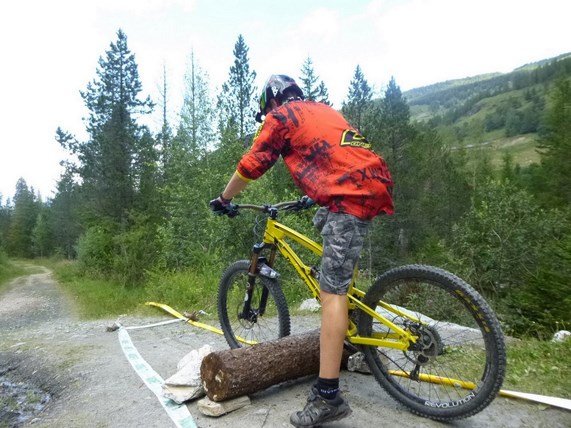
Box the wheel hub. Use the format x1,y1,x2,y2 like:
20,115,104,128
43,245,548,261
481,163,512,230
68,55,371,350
406,324,444,365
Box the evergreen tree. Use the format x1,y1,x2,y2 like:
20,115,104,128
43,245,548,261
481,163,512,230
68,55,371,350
378,77,412,169
67,29,155,226
32,210,52,258
299,57,319,101
180,51,215,159
6,179,39,257
157,52,223,270
156,63,173,175
0,197,12,252
537,78,571,206
316,81,332,106
50,170,81,258
217,35,257,146
81,29,153,135
342,65,373,132
299,57,331,105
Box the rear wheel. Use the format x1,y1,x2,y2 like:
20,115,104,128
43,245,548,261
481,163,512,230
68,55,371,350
218,260,291,349
358,264,506,421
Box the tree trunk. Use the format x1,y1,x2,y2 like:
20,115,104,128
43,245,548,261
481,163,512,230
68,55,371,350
200,330,350,402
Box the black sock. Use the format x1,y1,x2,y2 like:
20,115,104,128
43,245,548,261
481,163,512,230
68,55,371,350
315,377,339,400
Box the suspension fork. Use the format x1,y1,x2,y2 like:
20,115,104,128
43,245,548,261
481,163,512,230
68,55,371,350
242,243,277,318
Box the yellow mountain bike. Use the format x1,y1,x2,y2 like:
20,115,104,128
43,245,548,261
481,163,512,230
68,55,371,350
216,200,506,421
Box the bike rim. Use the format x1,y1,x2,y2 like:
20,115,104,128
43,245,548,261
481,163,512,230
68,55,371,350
224,269,284,346
367,277,495,409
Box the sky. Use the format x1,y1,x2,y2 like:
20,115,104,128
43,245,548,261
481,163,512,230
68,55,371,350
0,0,569,201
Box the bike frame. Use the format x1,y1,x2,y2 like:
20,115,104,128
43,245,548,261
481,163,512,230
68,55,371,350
259,217,419,351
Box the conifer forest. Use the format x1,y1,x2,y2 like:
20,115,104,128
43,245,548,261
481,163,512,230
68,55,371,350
1,30,570,339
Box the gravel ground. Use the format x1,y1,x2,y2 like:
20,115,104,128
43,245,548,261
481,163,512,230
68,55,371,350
0,267,570,428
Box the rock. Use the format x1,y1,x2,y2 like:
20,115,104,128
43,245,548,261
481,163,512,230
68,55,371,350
552,330,571,342
299,298,320,312
162,384,204,404
162,344,214,403
197,395,251,417
347,351,371,374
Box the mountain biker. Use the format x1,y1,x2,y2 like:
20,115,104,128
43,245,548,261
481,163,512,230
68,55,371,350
210,74,393,427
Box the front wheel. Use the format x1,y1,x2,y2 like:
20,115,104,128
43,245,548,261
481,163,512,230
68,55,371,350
218,260,291,349
358,264,506,421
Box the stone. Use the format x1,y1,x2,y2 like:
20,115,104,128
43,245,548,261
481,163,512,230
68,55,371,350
162,344,214,403
552,330,571,342
299,298,321,312
197,395,251,417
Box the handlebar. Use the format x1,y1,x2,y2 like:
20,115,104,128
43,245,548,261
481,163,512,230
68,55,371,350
233,198,315,219
235,200,300,212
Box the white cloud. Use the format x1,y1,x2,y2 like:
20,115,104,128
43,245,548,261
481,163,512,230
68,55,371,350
1,0,570,199
365,0,571,88
294,8,341,44
95,0,197,14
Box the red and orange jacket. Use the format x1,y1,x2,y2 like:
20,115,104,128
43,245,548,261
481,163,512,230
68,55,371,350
236,100,394,220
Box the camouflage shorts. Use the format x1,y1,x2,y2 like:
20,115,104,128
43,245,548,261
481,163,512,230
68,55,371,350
313,207,371,295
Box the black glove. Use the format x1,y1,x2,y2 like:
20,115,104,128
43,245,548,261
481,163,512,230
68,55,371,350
209,195,239,218
288,195,315,211
299,195,315,209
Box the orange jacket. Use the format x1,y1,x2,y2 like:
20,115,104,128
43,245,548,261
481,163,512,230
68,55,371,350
237,100,394,220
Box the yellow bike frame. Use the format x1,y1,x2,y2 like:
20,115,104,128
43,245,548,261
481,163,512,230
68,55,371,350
262,217,418,351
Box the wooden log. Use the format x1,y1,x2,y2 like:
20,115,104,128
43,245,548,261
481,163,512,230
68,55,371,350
200,330,350,402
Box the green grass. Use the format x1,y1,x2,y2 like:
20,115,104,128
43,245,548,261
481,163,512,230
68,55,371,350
504,338,571,398
0,257,39,292
144,267,222,317
51,260,148,318
488,134,540,167
46,259,223,320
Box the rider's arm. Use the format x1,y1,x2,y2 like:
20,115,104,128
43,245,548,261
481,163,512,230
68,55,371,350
236,114,286,181
221,171,250,200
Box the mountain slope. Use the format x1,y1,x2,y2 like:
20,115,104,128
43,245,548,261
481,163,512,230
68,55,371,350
402,53,571,166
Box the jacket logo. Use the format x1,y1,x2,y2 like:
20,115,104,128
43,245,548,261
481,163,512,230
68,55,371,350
340,130,371,149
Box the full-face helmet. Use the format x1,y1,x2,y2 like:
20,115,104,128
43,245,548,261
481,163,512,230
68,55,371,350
255,74,304,122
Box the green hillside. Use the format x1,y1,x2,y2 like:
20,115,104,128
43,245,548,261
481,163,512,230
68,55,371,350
404,53,571,166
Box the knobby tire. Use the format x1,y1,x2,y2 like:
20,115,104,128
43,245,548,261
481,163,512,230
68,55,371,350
218,260,291,349
358,264,506,421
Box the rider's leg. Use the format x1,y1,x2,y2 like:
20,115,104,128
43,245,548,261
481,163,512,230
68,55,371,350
318,290,348,379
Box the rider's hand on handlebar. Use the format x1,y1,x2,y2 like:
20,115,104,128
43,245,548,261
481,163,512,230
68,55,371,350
288,195,315,211
299,195,315,209
209,195,239,218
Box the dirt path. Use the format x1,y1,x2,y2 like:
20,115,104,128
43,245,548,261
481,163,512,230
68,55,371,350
1,267,569,427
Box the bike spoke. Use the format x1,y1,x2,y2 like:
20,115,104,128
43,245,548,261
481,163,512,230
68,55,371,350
363,271,499,414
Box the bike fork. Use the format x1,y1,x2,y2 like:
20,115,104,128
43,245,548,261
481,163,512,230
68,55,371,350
240,244,274,320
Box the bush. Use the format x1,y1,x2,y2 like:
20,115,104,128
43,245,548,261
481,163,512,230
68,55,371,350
76,225,115,276
452,179,570,337
506,231,571,338
112,215,160,286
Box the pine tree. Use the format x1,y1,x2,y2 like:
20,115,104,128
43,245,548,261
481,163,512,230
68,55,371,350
50,170,81,258
180,51,215,159
537,78,571,206
299,57,331,105
6,179,39,257
32,210,52,258
217,35,257,146
376,77,412,171
316,81,332,106
157,63,173,174
299,57,320,101
0,197,12,252
342,65,373,132
81,29,153,135
367,77,415,264
71,29,155,225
